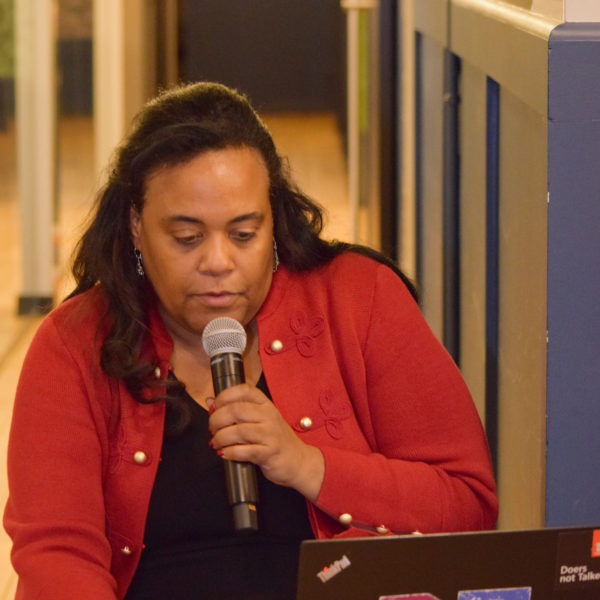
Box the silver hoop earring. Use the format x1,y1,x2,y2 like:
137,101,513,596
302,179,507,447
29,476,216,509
134,247,145,277
273,239,280,273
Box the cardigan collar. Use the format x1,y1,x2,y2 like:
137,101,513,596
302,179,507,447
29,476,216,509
256,264,290,322
146,299,175,364
144,265,291,363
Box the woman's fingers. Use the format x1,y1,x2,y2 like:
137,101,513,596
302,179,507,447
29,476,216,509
207,388,266,434
211,382,267,407
208,387,296,470
211,420,266,449
207,383,276,454
206,383,325,500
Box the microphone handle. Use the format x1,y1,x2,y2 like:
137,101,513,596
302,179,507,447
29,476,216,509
210,353,259,533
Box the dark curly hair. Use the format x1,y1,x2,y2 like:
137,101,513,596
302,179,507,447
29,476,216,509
68,81,415,432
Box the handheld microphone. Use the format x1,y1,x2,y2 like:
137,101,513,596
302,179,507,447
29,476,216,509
202,316,259,533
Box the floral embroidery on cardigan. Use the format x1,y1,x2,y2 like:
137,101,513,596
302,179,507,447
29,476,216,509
319,388,352,439
291,388,353,440
290,311,325,356
265,311,325,357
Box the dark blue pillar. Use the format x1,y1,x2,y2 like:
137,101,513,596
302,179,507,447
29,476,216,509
547,23,600,526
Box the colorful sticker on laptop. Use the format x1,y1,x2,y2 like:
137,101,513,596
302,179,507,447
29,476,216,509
591,529,600,558
379,595,441,600
457,588,532,600
556,529,600,590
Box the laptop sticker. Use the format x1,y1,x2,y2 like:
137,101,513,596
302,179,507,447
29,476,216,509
457,589,531,600
556,529,600,592
379,595,441,600
591,529,600,558
316,554,351,583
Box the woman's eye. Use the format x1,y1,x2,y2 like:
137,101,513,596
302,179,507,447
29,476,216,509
231,231,256,242
174,234,202,245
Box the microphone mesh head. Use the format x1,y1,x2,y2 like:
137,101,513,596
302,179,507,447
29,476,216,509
202,317,247,357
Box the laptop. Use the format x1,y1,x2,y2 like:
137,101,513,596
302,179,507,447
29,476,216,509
297,526,600,599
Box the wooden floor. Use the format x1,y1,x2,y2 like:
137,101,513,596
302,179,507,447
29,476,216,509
0,113,349,596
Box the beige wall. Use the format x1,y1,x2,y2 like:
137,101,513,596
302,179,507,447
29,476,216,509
457,62,487,421
503,0,564,21
488,1,600,23
123,0,158,128
531,0,564,20
400,0,561,529
496,87,548,528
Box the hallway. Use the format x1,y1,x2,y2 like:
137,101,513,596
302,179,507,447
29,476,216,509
0,112,350,596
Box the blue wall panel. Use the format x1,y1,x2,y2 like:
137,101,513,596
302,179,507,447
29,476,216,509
485,77,500,475
547,23,600,526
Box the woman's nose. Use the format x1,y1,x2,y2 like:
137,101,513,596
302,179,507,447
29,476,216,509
199,235,234,274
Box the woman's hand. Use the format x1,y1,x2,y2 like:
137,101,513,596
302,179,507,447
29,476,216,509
207,384,324,502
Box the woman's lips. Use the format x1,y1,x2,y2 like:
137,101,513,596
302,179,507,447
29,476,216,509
197,291,239,307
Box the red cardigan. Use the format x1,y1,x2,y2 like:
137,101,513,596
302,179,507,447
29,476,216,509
4,253,497,599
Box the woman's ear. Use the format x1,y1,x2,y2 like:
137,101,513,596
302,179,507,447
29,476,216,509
130,206,141,248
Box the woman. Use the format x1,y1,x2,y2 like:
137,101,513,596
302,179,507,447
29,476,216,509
4,82,497,599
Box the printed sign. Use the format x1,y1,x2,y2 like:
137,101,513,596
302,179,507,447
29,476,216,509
457,588,531,600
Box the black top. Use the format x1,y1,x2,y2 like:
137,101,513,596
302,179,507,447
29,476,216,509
125,374,314,600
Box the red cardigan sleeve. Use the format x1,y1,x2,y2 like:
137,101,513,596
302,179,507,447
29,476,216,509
313,262,498,535
3,314,119,599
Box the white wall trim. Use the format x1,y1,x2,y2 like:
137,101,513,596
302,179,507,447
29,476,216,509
93,0,126,180
565,0,600,22
15,0,57,298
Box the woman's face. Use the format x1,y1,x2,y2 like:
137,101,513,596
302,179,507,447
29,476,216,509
130,145,275,343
